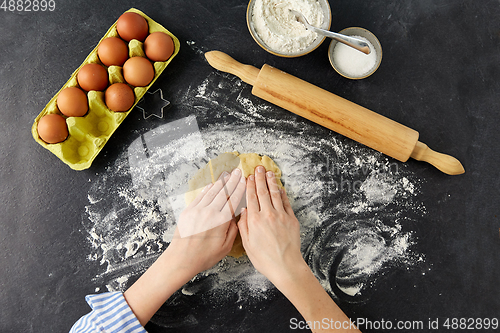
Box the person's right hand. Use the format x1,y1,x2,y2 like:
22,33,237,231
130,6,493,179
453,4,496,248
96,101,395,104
238,166,306,286
238,166,361,333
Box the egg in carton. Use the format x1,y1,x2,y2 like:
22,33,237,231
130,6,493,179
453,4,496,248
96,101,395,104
31,8,180,170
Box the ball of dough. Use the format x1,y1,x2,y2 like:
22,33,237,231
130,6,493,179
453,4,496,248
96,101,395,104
185,151,283,258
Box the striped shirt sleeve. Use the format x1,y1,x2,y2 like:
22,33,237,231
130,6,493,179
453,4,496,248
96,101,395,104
70,291,147,333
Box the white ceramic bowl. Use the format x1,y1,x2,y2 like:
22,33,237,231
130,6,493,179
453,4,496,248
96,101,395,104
328,27,382,79
247,0,332,57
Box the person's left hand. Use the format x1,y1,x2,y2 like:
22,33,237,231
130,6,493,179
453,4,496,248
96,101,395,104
167,168,246,277
123,169,246,326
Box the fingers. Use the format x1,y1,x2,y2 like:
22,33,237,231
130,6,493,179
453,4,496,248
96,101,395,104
212,168,244,210
188,182,214,208
246,174,260,213
254,165,273,210
220,171,246,217
200,172,234,208
266,171,283,210
280,187,294,216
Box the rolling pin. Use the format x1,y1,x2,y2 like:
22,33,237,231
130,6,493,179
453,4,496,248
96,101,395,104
205,51,465,175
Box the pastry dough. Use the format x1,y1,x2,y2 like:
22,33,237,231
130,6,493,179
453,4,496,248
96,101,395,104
185,152,283,257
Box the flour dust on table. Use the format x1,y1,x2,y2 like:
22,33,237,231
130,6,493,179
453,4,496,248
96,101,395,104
82,70,426,328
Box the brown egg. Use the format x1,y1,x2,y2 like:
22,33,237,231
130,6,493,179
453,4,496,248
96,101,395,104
57,87,88,117
116,12,149,42
98,37,129,67
37,114,69,144
144,32,175,62
123,57,154,87
105,83,135,112
77,63,109,91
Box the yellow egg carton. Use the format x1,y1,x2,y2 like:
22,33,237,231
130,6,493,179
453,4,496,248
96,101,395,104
31,8,180,170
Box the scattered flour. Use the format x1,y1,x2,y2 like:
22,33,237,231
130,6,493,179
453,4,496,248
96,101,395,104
82,69,426,328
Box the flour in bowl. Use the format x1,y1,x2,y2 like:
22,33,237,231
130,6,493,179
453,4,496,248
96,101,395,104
251,0,325,54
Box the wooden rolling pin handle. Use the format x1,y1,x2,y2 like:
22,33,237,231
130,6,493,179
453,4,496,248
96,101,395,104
205,51,465,176
205,51,259,85
410,141,465,175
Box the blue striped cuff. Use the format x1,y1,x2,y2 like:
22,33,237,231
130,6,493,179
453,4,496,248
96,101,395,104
70,292,146,333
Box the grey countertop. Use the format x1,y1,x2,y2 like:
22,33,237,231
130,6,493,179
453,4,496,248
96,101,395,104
1,0,499,332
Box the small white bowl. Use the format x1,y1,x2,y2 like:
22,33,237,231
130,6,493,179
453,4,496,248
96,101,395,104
247,0,332,57
328,27,382,79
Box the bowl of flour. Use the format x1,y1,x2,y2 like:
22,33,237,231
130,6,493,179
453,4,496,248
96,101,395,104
247,0,331,57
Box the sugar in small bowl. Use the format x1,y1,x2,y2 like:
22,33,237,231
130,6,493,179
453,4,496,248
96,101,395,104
328,27,382,79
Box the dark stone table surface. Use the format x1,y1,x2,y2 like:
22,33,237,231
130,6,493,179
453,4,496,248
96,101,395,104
1,0,499,332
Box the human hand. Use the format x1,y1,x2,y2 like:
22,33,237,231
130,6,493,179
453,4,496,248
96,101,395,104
125,167,359,331
123,169,246,326
238,166,305,287
168,168,246,277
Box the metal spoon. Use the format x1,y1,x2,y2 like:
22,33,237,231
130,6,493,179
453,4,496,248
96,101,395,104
290,9,371,55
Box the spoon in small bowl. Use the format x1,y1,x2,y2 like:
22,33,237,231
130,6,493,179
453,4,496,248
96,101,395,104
290,9,371,55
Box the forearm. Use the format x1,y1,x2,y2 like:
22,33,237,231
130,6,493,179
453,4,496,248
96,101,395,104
274,260,360,333
123,248,195,326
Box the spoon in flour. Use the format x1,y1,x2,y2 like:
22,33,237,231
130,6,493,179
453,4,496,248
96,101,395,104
290,9,371,54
